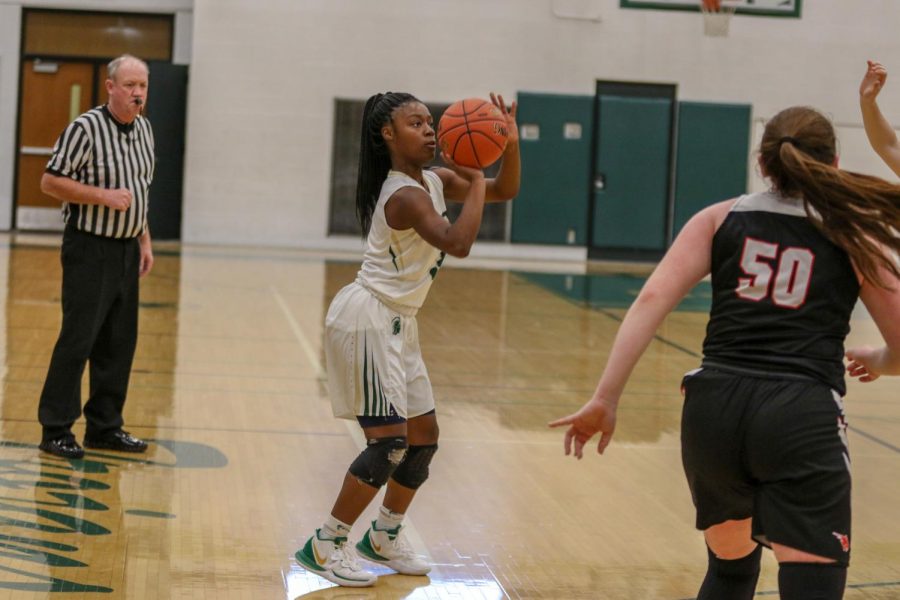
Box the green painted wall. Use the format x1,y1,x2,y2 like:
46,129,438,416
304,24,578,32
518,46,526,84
511,93,751,253
673,101,751,236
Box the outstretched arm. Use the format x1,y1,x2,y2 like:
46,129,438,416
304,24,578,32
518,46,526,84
548,200,733,458
860,60,900,177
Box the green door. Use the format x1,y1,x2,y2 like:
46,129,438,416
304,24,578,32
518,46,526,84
592,95,672,253
511,92,593,245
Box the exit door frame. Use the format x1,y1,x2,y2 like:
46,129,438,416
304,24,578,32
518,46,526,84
588,80,678,261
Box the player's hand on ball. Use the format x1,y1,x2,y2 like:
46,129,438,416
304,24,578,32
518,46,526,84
441,151,484,182
490,92,519,146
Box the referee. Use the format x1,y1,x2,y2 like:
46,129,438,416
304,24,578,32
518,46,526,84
37,54,155,459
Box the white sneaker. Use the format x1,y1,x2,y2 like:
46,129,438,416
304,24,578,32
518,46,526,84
295,529,377,587
355,521,431,576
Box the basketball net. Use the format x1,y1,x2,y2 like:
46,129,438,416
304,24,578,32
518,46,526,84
701,3,736,37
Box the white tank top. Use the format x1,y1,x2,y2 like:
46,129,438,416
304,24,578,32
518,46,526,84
356,169,448,314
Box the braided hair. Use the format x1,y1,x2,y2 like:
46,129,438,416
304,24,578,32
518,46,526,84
355,92,420,235
760,106,900,288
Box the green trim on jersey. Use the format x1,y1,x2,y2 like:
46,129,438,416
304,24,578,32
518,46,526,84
361,333,388,417
388,246,399,272
429,251,446,280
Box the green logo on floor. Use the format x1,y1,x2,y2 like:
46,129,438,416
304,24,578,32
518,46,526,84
0,440,227,592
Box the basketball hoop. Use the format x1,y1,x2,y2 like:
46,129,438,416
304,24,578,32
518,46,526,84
701,3,736,37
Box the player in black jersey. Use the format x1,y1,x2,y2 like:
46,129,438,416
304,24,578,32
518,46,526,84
551,106,900,600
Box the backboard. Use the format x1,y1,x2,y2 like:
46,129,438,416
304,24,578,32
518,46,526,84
620,0,801,18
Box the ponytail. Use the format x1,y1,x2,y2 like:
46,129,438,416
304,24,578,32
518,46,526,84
761,107,900,288
355,92,419,235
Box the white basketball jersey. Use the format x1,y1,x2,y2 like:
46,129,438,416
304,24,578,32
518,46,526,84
356,169,448,312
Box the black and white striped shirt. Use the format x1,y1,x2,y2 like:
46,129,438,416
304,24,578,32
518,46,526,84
46,105,155,239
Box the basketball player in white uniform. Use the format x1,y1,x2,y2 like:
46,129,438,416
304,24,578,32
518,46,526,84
296,91,520,587
326,168,447,424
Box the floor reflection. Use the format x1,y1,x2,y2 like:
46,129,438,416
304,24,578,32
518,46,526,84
284,562,506,599
518,270,712,311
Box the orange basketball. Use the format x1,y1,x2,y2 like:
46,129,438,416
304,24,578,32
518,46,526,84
437,98,508,169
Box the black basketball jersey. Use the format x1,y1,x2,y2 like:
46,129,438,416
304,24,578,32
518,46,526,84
702,191,860,394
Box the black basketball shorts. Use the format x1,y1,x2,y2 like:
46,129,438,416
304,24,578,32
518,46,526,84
681,367,852,564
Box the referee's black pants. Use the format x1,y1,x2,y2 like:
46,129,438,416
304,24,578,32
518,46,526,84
38,226,140,443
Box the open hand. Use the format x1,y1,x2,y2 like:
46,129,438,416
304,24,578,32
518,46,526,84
860,60,888,102
440,150,485,182
548,399,617,459
490,92,519,147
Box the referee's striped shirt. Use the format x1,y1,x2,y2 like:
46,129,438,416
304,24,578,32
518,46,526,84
46,105,155,239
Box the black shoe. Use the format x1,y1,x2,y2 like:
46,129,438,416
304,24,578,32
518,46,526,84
83,430,148,453
39,437,85,459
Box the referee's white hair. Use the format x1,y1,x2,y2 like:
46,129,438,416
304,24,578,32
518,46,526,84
107,54,149,81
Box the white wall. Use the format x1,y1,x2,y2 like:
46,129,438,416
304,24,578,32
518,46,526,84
181,0,900,248
173,10,193,65
4,1,900,245
0,0,192,231
0,6,22,231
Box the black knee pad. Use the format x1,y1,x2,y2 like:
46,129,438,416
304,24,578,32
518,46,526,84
348,437,408,489
391,444,437,489
778,562,847,600
698,544,762,600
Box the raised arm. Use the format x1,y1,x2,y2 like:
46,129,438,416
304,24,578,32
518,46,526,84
548,200,733,458
859,60,900,177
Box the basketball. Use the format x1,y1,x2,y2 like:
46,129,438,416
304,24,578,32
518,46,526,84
437,98,509,169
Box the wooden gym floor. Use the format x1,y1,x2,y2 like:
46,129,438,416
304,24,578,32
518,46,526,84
0,234,897,599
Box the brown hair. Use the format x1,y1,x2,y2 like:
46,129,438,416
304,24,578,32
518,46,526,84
760,106,900,288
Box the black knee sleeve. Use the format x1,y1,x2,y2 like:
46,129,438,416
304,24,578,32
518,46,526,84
697,544,762,600
778,562,847,600
348,437,408,489
391,443,437,489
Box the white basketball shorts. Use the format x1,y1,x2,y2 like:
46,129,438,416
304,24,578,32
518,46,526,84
324,282,434,420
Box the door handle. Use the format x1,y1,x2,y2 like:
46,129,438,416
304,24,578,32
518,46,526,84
20,146,54,156
594,174,606,191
